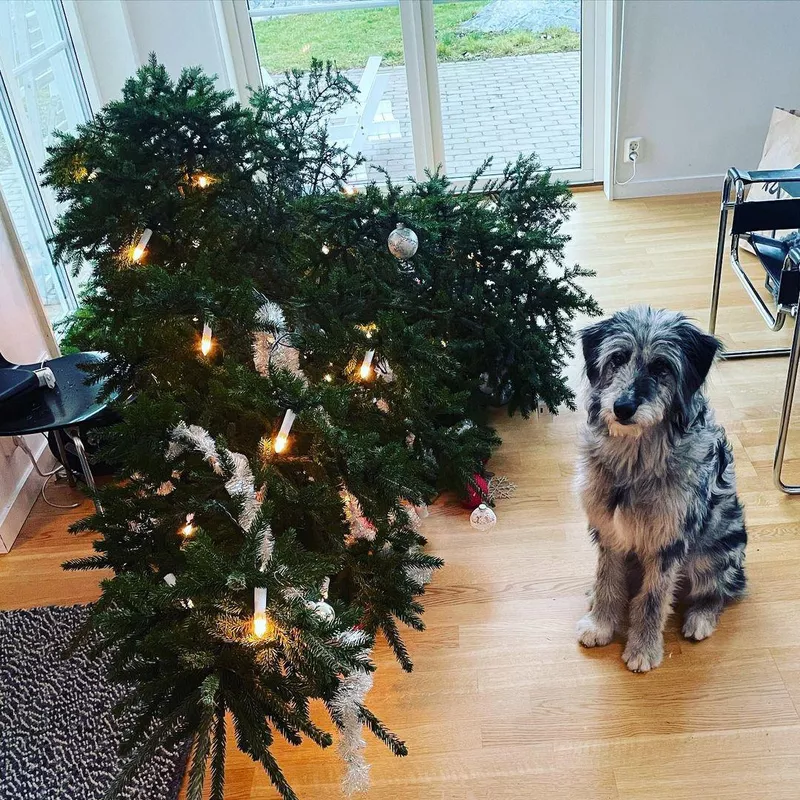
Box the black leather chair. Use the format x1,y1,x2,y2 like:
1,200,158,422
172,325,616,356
0,351,117,512
709,167,800,493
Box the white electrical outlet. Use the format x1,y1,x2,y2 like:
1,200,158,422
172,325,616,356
624,137,643,162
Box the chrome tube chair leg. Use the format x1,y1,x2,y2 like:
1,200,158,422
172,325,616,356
774,318,800,493
64,426,103,514
709,174,732,337
710,169,800,493
53,429,77,487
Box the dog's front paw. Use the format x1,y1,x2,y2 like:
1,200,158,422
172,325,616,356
622,640,663,673
682,610,718,641
577,614,614,647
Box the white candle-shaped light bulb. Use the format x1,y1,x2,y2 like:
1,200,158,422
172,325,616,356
253,586,268,638
321,243,330,255
196,174,210,188
181,512,195,538
164,572,193,609
324,373,333,382
360,349,375,380
131,228,152,263
273,408,296,453
342,184,357,196
200,321,213,356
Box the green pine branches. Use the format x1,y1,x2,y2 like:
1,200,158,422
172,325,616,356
44,55,597,800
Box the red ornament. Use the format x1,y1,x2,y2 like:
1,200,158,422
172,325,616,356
461,473,489,510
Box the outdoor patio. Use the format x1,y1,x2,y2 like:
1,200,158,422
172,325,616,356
343,50,581,182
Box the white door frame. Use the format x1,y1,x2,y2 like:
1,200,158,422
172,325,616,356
219,0,606,187
216,0,263,102
398,0,445,180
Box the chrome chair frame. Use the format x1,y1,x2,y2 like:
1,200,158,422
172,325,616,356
709,167,800,493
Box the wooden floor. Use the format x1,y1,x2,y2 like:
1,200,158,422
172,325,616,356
6,190,800,799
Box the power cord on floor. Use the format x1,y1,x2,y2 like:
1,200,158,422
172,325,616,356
12,434,80,509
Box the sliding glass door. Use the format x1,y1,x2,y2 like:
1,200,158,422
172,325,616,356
240,0,598,184
246,0,416,183
432,0,594,181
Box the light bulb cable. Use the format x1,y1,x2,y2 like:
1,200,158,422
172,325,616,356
612,0,637,189
616,150,637,187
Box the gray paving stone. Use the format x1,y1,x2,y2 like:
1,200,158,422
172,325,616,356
345,51,580,182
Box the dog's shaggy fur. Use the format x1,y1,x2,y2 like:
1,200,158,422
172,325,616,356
576,306,747,672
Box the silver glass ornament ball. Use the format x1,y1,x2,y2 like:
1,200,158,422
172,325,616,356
388,223,418,259
469,503,497,531
310,600,336,622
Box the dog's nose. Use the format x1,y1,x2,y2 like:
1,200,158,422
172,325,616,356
613,398,638,422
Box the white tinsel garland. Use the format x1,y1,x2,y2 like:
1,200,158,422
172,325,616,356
488,475,517,501
255,298,286,329
404,547,435,589
329,669,374,795
253,300,306,383
169,423,384,792
167,422,274,561
400,500,422,531
340,486,376,543
168,421,222,473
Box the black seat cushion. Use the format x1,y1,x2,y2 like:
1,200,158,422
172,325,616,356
0,352,114,436
0,369,39,404
748,234,800,307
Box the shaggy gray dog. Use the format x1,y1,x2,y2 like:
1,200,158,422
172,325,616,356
576,306,747,673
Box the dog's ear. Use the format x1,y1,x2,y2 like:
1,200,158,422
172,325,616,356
678,323,721,397
580,319,612,386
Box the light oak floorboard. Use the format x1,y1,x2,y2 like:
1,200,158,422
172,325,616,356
4,190,800,799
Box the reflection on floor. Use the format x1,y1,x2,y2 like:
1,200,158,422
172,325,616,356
5,190,800,799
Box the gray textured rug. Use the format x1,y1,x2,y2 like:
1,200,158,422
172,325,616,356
0,604,187,800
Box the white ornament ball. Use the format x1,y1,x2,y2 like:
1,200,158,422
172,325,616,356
388,223,418,259
310,600,336,622
470,503,497,531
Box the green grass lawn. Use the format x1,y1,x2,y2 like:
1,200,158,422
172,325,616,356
252,1,579,74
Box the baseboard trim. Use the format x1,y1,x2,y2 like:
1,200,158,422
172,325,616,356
612,173,724,199
0,437,56,553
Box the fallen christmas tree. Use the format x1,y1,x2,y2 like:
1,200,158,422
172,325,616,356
44,57,598,800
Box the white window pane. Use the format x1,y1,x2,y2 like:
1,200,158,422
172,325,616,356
2,0,65,68
248,0,416,184
0,0,91,330
0,117,72,324
15,47,85,173
433,0,582,178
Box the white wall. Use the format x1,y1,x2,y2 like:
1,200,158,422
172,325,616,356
67,0,138,106
71,0,236,106
0,212,57,552
123,0,234,92
614,0,800,198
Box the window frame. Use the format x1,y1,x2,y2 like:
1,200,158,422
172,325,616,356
0,0,96,336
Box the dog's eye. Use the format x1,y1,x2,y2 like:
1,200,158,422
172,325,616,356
650,358,671,378
609,351,629,368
